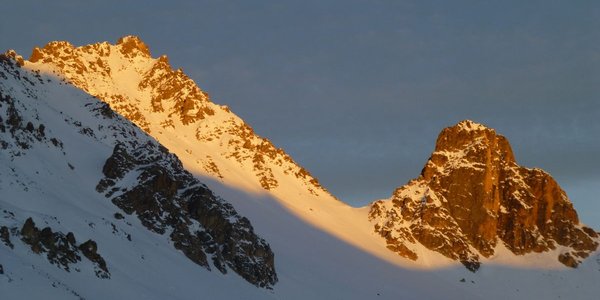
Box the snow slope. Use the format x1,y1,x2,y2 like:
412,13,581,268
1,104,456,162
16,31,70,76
3,36,599,299
0,43,475,300
25,36,462,269
0,51,276,299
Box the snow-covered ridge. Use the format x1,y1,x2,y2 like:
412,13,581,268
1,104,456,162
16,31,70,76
25,36,599,270
1,44,483,299
0,51,277,297
26,35,330,198
3,38,600,299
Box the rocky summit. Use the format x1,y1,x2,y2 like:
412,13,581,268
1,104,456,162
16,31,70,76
369,120,599,271
26,35,328,194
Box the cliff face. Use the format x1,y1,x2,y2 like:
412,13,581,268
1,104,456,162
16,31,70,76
369,120,598,270
96,142,277,288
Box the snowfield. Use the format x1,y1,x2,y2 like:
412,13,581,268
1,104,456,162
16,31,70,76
1,39,599,299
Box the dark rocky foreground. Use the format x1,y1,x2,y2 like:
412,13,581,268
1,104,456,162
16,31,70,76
1,219,110,279
97,142,277,288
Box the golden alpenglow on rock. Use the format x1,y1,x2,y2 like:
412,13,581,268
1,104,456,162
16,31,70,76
369,120,599,271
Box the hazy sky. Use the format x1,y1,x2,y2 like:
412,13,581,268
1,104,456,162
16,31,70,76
1,1,598,227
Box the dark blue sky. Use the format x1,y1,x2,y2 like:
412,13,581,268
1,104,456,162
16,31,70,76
2,0,598,227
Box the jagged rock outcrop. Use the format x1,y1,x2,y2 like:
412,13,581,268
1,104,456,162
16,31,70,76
18,218,110,278
97,142,277,288
1,225,13,248
369,120,599,270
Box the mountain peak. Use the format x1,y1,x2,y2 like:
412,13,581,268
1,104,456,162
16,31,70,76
23,37,330,197
370,121,598,270
29,36,151,64
432,120,515,166
455,119,489,131
29,41,74,63
26,36,214,129
116,35,151,57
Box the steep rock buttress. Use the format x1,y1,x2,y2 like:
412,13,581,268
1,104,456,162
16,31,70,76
369,120,598,270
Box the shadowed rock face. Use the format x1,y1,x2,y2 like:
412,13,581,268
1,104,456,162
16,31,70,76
97,142,278,288
370,120,598,271
1,51,277,288
19,218,110,278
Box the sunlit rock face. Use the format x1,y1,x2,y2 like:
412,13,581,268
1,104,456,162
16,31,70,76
369,120,598,271
27,35,328,195
29,35,213,130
